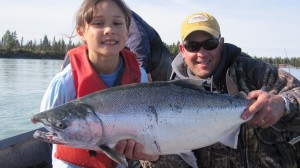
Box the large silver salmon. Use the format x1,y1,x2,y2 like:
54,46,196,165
31,79,251,168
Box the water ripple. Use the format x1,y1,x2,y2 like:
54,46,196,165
0,58,62,140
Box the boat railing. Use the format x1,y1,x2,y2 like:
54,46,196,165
0,127,52,168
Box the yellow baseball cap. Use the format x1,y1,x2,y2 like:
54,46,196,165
180,12,220,41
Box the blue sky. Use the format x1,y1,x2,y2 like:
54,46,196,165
1,0,300,57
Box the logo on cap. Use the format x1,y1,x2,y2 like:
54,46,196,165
188,14,208,24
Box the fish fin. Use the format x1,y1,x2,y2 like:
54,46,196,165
219,126,241,149
235,91,247,99
178,151,198,168
172,79,205,91
99,144,128,167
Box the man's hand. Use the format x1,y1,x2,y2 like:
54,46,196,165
115,139,159,161
241,90,285,128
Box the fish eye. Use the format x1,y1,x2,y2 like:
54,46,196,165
54,121,66,129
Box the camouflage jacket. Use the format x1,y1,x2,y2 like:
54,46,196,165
140,43,300,168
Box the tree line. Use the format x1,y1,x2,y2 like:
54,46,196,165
0,30,79,59
0,30,299,67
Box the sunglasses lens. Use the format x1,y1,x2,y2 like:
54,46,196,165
184,42,201,52
202,39,219,50
184,38,219,52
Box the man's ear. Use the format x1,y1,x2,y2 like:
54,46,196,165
179,43,186,58
219,37,224,51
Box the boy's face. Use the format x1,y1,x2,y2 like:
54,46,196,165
180,31,224,79
79,1,129,57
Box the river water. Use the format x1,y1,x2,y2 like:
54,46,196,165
0,58,299,140
0,58,62,140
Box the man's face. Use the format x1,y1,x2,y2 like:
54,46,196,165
180,31,224,79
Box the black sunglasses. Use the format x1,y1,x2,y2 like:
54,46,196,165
183,38,220,52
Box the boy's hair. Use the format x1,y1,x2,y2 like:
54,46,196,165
75,0,131,30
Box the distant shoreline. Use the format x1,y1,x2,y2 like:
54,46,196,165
0,50,64,60
0,50,298,69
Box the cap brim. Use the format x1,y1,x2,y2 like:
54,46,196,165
182,26,219,40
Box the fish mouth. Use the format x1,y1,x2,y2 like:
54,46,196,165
33,130,67,145
32,117,67,144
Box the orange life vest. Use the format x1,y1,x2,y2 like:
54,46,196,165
54,45,141,168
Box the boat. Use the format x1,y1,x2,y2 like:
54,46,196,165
0,127,52,168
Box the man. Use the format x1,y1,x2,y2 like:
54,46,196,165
125,11,173,81
140,12,300,168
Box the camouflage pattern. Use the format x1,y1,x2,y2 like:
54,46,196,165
140,45,300,168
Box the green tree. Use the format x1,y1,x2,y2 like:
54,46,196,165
165,41,180,59
58,38,66,53
24,40,36,51
20,37,24,48
40,35,51,51
1,30,18,51
51,37,59,52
